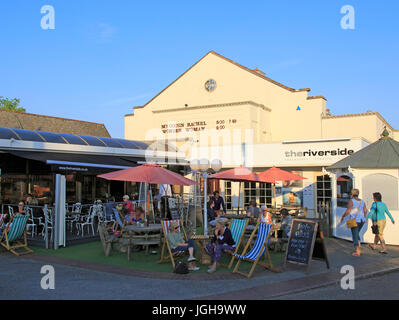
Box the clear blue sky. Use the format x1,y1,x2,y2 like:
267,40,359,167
1,0,398,138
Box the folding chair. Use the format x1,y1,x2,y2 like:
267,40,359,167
0,215,33,256
219,218,249,269
98,222,120,256
157,219,187,269
0,214,6,227
232,222,281,278
112,208,126,235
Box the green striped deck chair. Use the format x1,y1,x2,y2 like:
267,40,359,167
0,215,33,256
157,219,187,269
219,218,249,269
232,222,281,278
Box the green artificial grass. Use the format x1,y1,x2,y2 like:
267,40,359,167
32,240,286,274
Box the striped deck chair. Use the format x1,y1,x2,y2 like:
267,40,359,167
157,219,187,269
232,222,281,278
0,214,6,227
221,218,249,269
0,215,33,256
112,208,126,235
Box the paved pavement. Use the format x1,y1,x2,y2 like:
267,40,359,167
1,238,398,300
275,270,399,300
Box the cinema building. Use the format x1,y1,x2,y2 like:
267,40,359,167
125,51,399,241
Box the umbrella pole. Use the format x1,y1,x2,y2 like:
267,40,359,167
237,181,241,215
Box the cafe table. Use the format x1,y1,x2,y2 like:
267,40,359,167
190,234,212,265
122,224,162,260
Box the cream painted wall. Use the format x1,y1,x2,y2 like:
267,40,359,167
125,52,326,143
322,115,378,143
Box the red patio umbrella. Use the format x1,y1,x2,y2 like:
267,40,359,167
258,167,306,208
97,163,196,186
208,167,263,214
208,166,262,182
258,166,306,184
97,164,196,221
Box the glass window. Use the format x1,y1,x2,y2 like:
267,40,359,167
36,131,67,144
95,177,109,201
259,182,273,207
337,175,353,208
224,181,232,210
30,174,54,205
316,174,332,206
12,129,44,142
0,127,20,140
0,174,28,204
58,133,88,145
96,137,124,148
81,175,94,203
77,135,106,147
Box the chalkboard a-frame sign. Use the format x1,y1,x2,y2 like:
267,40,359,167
284,219,329,271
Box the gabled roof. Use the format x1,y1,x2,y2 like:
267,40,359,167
328,131,399,169
140,51,313,108
0,109,110,137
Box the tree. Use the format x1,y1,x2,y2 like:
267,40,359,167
0,96,26,112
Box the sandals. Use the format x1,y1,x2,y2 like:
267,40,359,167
379,251,388,254
352,252,361,256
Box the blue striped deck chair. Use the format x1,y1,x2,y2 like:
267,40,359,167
218,218,249,269
0,215,33,256
157,219,187,269
112,208,126,235
232,222,281,278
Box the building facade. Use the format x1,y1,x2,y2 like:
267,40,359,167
124,51,398,219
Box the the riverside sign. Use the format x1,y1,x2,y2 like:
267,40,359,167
189,138,368,168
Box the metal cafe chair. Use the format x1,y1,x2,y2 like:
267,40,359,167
25,206,37,237
41,206,54,241
77,206,95,237
8,205,14,217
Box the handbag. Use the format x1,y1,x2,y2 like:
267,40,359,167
173,261,189,274
346,200,361,229
371,202,379,234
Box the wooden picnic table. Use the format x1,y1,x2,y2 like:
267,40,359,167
122,224,162,260
190,235,211,265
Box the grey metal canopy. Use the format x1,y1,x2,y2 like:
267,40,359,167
328,129,399,170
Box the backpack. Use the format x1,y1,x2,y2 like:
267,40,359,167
173,261,189,274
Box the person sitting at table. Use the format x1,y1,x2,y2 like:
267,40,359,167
133,207,145,223
210,191,226,217
208,199,216,221
246,200,260,220
121,195,135,223
16,201,26,216
258,205,271,224
167,222,199,271
206,221,236,273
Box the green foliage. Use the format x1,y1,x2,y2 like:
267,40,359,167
0,96,26,112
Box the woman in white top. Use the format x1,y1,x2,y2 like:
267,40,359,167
340,189,368,256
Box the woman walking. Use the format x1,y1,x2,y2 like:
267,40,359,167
340,189,368,256
366,192,395,254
